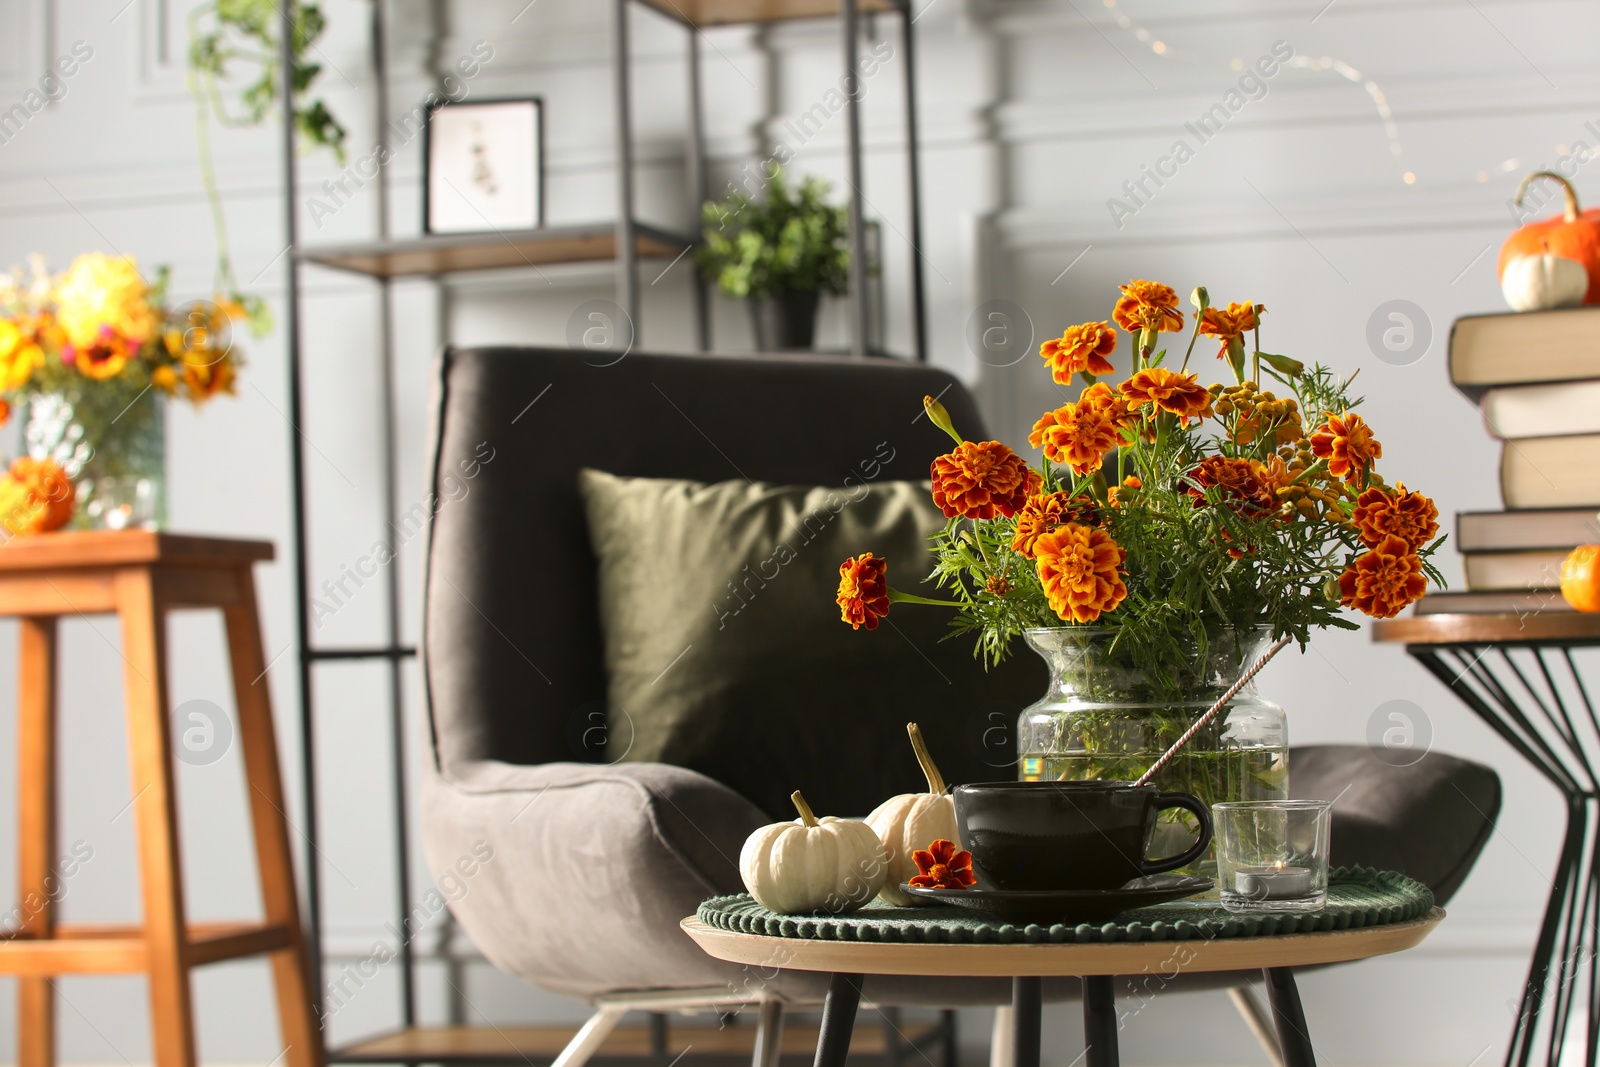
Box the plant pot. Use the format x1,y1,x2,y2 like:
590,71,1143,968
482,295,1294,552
1015,626,1287,874
25,382,166,530
749,290,822,351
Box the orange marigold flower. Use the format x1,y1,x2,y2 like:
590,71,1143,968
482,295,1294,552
66,328,137,381
930,441,1032,519
908,839,977,890
985,574,1013,597
1198,301,1264,358
1011,490,1100,558
1034,523,1128,623
1310,410,1382,484
1352,483,1439,551
1121,367,1212,420
1187,456,1286,521
1040,321,1117,383
1029,396,1121,476
1338,534,1427,619
0,458,75,536
1112,279,1185,335
1108,475,1142,508
837,553,891,630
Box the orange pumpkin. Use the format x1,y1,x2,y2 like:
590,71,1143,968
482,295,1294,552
1499,172,1600,305
1560,545,1600,613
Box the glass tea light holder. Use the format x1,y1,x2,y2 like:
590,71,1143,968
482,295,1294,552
1213,799,1332,913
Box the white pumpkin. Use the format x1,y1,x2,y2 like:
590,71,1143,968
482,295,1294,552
739,790,888,915
1502,250,1588,311
866,723,960,906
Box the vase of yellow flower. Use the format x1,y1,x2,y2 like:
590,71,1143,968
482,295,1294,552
0,253,243,532
834,279,1445,869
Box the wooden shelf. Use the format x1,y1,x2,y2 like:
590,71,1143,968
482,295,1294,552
300,222,696,279
334,1020,939,1064
636,0,900,28
1374,609,1600,646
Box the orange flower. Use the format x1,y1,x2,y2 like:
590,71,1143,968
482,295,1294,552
1352,483,1439,551
930,441,1032,519
0,398,10,427
0,458,75,536
66,327,137,381
1034,523,1128,623
1011,490,1099,558
1310,411,1382,484
1199,301,1264,358
1112,279,1185,335
1040,321,1117,382
1121,368,1212,420
1029,395,1121,476
836,553,891,630
179,350,238,399
1337,534,1427,619
1108,475,1141,508
1186,456,1286,521
908,839,977,890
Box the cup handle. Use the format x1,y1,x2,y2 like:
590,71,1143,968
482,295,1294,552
1138,791,1214,875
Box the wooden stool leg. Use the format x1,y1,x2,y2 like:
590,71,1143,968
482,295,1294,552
223,571,324,1067
18,617,58,1067
115,571,195,1067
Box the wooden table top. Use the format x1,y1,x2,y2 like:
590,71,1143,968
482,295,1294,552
680,909,1443,977
1373,611,1600,646
0,531,274,571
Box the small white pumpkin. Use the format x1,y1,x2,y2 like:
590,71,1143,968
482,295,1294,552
1502,248,1588,311
739,790,888,915
866,723,960,906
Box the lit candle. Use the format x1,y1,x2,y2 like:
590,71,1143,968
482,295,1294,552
1233,862,1312,901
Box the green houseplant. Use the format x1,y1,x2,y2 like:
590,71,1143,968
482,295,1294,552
697,170,850,351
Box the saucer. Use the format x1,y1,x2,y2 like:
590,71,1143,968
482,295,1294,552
899,874,1214,924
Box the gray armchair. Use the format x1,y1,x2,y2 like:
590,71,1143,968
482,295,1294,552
419,346,1500,1066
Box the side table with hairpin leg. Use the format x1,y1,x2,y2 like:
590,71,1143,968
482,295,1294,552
1375,608,1600,1067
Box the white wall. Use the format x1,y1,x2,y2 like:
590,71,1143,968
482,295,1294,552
0,0,1590,1062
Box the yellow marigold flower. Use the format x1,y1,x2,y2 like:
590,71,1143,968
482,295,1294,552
0,318,44,390
53,253,156,352
1029,395,1121,476
0,458,75,536
179,350,238,399
1198,301,1264,359
930,440,1032,519
1352,483,1438,551
836,552,890,630
1310,410,1382,484
1337,534,1427,619
151,365,179,394
1120,367,1211,420
1034,522,1128,623
1112,279,1185,335
1040,321,1116,383
1011,490,1099,559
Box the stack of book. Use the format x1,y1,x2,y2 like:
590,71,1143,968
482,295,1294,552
1421,307,1600,615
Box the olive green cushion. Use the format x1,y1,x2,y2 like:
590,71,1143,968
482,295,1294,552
579,469,1044,819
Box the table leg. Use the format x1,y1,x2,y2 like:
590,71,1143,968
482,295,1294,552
1082,976,1120,1067
1012,977,1041,1067
813,974,863,1067
17,617,57,1067
1264,968,1317,1067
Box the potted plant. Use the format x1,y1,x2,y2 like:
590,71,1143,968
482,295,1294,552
834,280,1446,867
697,170,850,351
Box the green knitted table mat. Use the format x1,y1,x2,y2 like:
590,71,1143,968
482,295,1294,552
698,867,1433,944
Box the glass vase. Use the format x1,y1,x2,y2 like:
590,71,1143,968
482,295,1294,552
25,383,166,530
1016,626,1288,874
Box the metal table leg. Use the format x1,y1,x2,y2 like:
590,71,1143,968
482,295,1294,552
1082,976,1120,1067
814,973,864,1067
1011,977,1041,1067
1265,968,1317,1067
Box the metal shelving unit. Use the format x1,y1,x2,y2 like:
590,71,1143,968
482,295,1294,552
277,0,931,1060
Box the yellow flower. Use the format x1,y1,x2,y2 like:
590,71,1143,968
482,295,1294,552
0,318,44,390
53,253,156,352
151,365,179,394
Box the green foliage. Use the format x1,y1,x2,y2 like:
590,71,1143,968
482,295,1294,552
696,170,850,299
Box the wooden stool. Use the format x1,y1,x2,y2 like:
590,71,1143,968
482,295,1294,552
0,531,323,1067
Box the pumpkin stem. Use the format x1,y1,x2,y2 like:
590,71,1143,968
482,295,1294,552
790,790,820,827
907,722,947,794
1516,170,1581,223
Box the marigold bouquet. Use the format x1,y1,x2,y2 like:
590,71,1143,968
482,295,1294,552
836,279,1445,684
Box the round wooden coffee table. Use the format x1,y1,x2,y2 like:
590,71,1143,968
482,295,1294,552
682,909,1443,1067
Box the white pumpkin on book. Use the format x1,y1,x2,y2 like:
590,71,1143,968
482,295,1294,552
1501,250,1588,312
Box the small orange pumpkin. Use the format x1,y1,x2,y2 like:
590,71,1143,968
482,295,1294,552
1560,545,1600,613
1499,172,1600,305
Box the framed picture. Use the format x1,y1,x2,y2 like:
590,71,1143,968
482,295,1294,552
424,97,544,234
